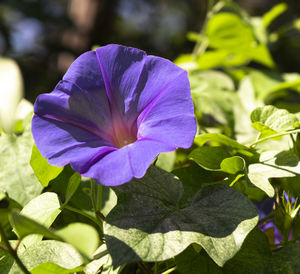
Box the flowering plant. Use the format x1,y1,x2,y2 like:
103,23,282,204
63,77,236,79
1,2,300,274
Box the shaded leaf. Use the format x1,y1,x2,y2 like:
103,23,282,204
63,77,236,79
268,244,300,273
175,246,222,274
64,173,81,206
104,166,258,268
223,229,271,273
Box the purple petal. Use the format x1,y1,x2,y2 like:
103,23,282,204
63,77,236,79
63,50,104,91
34,80,112,141
82,139,174,186
95,45,146,121
32,115,116,173
136,69,196,148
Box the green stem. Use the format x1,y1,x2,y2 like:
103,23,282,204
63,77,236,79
90,179,97,213
154,262,158,274
96,184,102,212
64,205,102,230
249,129,300,148
161,266,177,274
89,179,104,235
192,0,225,58
0,224,30,274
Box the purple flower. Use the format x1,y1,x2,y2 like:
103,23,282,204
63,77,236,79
32,44,196,186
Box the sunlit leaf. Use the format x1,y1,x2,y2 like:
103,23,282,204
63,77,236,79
13,192,61,248
56,223,99,258
248,150,300,197
251,105,298,139
0,114,43,206
9,241,83,273
30,144,63,187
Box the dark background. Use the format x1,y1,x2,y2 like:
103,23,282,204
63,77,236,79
1,0,300,102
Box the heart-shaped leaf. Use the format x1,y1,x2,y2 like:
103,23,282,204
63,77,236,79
104,166,258,268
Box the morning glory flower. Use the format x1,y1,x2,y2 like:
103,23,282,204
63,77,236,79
32,44,196,186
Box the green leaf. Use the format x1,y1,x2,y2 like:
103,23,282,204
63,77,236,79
0,243,14,273
175,246,222,274
189,146,231,170
197,50,248,70
194,133,253,157
220,156,245,174
13,192,61,248
268,244,300,273
9,210,61,242
104,166,258,268
190,71,234,92
30,262,82,274
205,13,275,68
156,151,176,172
263,3,288,28
30,144,63,187
84,244,122,274
10,210,99,259
223,229,271,273
64,173,81,206
0,57,23,133
248,150,300,197
173,164,212,207
9,240,83,273
251,106,298,139
206,13,254,50
56,223,99,258
190,71,237,130
0,114,43,206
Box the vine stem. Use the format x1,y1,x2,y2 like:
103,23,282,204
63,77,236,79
161,266,177,274
248,129,300,148
90,179,97,213
0,224,30,274
96,184,102,212
192,0,225,58
64,205,102,229
90,179,104,236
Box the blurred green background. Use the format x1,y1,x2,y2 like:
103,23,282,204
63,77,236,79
1,0,300,102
